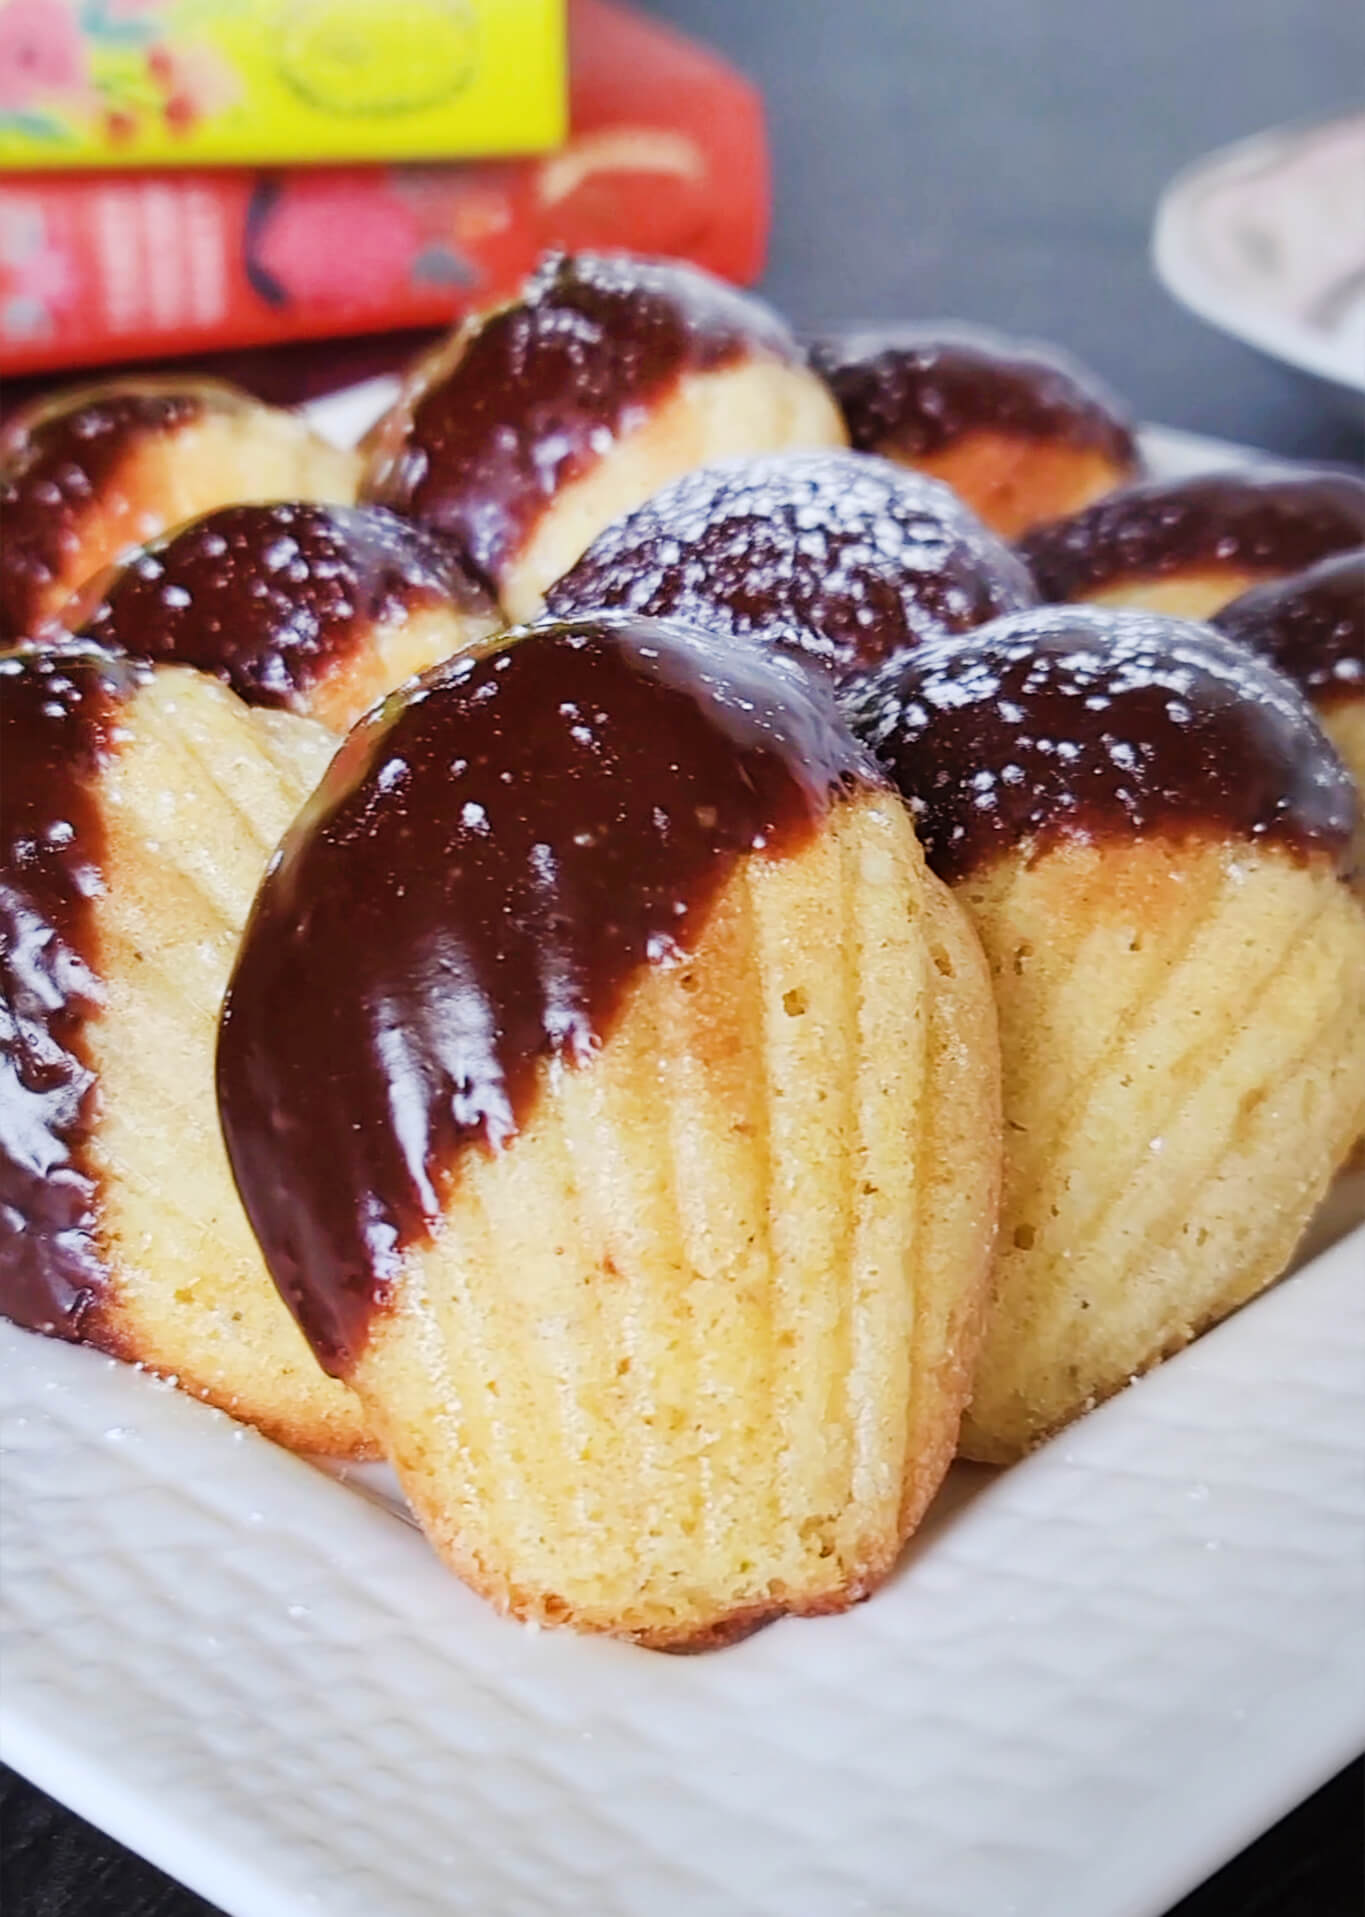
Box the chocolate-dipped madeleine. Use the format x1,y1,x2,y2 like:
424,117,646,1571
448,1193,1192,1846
546,450,1036,691
1213,549,1365,815
851,605,1365,1461
812,324,1138,536
359,251,847,621
1020,468,1365,620
218,614,1002,1648
69,502,498,733
0,644,369,1455
0,378,360,643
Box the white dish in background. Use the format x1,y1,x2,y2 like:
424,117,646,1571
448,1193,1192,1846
2,412,1362,1917
1154,111,1365,400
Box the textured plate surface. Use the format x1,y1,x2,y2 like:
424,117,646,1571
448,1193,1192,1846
2,412,1362,1917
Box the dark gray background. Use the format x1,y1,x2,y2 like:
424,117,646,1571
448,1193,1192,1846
661,0,1363,462
4,0,1363,1912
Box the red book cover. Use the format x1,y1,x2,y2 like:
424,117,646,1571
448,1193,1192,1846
0,0,770,375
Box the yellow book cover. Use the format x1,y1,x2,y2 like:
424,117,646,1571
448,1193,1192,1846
0,0,567,167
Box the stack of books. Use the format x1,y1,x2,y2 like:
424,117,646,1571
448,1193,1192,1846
0,0,769,373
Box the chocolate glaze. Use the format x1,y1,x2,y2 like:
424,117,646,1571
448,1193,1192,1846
1212,549,1365,709
811,324,1137,465
360,250,800,588
848,606,1357,884
0,646,147,1338
0,383,218,643
217,614,876,1372
1020,468,1365,602
546,450,1037,690
75,502,493,712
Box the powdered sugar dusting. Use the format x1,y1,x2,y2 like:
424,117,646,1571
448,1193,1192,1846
547,450,1036,685
849,604,1357,880
78,502,490,711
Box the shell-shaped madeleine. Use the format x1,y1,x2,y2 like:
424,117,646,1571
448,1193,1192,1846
0,649,371,1457
849,605,1365,1462
1018,469,1365,622
810,322,1139,537
93,670,371,1453
351,789,999,1645
68,501,499,735
1212,553,1365,876
957,838,1365,1462
0,378,360,641
360,252,846,620
216,614,1000,1646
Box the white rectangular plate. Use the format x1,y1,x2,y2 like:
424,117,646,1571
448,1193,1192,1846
2,408,1362,1917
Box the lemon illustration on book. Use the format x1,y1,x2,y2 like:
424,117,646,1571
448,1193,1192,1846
278,0,477,115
